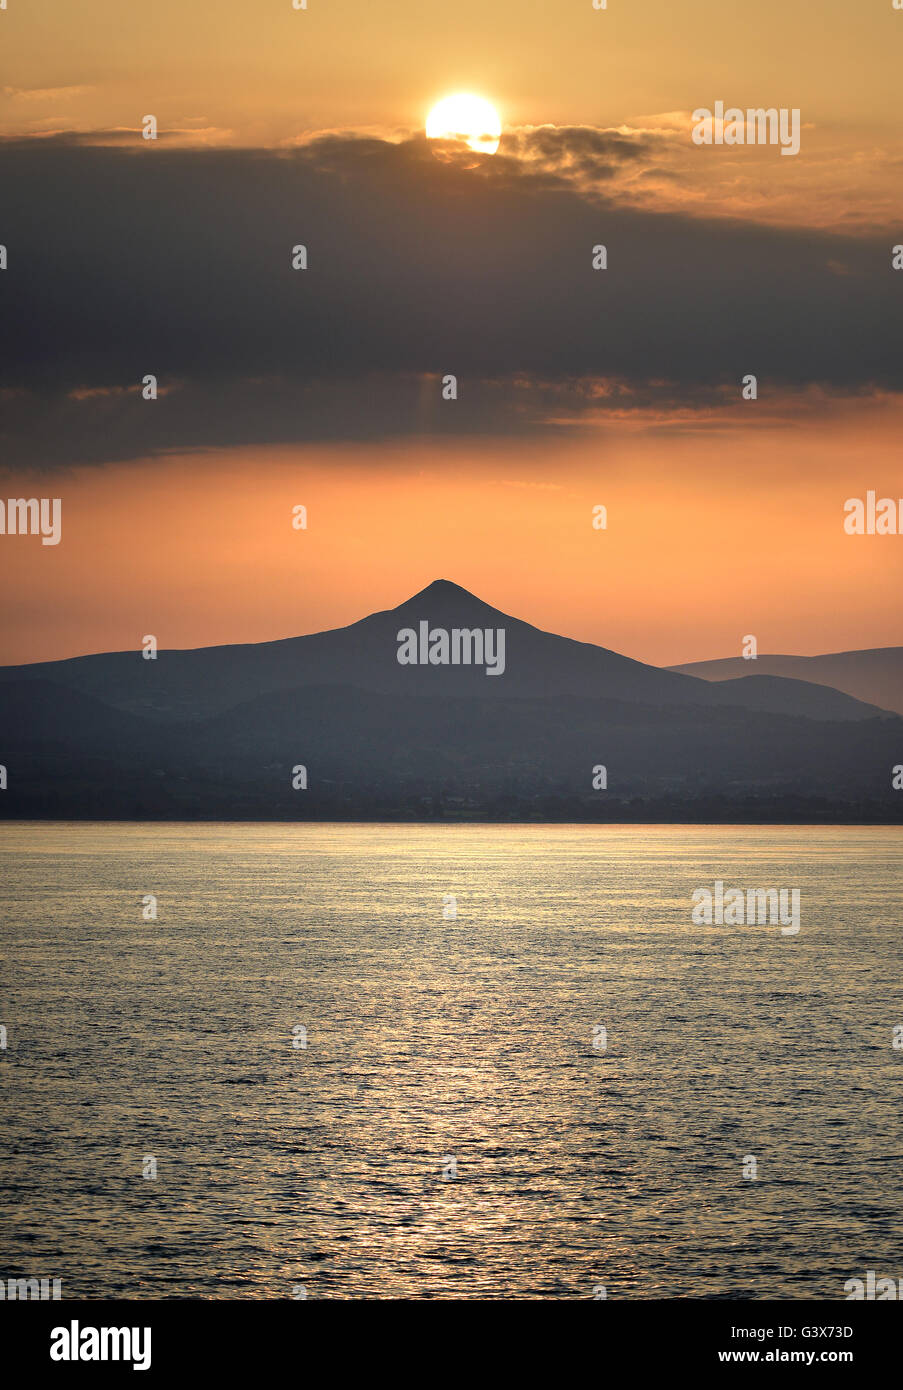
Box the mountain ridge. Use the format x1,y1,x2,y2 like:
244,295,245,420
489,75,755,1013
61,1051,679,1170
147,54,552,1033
0,579,891,724
0,580,900,821
669,648,903,718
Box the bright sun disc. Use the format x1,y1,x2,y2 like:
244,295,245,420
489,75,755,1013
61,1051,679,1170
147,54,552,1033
426,93,501,156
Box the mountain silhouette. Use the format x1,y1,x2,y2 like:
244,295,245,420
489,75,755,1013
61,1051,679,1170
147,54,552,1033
0,581,899,821
669,648,903,718
0,579,888,721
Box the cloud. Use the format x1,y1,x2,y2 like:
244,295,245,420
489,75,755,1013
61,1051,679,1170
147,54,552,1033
1,85,94,102
500,123,659,182
0,132,899,468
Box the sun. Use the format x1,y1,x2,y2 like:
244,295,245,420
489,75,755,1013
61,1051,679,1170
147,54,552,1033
426,93,502,156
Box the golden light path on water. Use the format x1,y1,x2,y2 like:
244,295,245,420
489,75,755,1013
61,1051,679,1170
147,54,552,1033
3,822,902,1298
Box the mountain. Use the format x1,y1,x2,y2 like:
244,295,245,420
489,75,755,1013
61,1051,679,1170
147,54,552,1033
0,579,889,722
1,581,900,821
668,649,903,717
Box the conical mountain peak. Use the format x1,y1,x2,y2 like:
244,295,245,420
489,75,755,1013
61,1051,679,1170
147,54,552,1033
403,579,483,605
390,578,507,622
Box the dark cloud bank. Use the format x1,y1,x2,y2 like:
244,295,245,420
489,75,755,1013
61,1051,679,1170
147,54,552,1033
0,132,898,468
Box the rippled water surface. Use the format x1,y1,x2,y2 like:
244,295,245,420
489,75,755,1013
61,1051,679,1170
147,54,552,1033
2,822,902,1299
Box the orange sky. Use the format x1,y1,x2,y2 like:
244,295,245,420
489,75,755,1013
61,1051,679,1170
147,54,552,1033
2,1,901,670
2,0,900,228
3,0,899,137
3,396,902,668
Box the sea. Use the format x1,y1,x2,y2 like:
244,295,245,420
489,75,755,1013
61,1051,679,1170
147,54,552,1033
2,822,901,1300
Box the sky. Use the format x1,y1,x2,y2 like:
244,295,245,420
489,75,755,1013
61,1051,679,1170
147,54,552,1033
1,0,901,665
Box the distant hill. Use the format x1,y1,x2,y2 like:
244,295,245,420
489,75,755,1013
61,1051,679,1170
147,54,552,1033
0,581,900,821
668,649,903,717
0,580,890,722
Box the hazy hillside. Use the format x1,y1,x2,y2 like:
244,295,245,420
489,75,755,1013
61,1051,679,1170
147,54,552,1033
669,649,903,717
